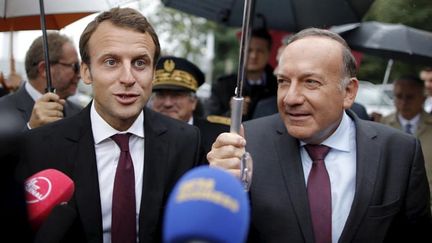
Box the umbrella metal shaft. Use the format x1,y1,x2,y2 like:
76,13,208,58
230,0,255,134
39,0,54,93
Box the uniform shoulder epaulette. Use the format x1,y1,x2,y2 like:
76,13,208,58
206,115,231,126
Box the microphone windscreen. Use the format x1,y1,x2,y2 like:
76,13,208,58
163,166,250,243
24,169,75,229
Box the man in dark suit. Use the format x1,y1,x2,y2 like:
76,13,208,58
208,28,431,242
151,56,229,163
205,28,278,121
0,32,81,135
15,8,201,242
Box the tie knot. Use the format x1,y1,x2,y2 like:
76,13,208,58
405,123,412,134
305,144,331,162
111,133,131,152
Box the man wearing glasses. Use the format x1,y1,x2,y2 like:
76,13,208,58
0,32,82,135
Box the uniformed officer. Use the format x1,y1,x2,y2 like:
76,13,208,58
151,56,230,163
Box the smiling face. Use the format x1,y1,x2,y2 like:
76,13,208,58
81,21,156,131
276,36,358,144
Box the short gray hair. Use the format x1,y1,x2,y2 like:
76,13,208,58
286,28,357,88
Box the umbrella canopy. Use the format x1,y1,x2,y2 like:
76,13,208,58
330,21,432,64
0,0,111,31
162,0,375,31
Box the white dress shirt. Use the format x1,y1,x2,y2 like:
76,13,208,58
25,81,42,101
424,96,432,113
300,111,357,243
90,102,145,243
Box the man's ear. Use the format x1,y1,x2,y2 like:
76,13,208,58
37,61,47,79
80,62,92,85
343,78,359,109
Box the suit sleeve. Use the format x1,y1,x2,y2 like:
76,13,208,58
404,139,432,241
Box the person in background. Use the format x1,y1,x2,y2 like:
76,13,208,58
0,72,8,97
380,75,432,208
420,67,432,113
151,56,229,162
0,71,23,97
205,27,278,121
0,32,81,135
14,7,201,242
207,28,431,242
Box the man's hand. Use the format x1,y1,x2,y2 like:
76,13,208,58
207,127,247,178
370,111,383,122
28,93,66,129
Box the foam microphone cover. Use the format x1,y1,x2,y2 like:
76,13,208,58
163,166,250,243
24,169,75,229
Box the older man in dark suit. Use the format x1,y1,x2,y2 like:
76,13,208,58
208,28,431,242
0,33,82,136
14,8,201,243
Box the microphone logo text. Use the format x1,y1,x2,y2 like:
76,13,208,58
25,176,52,203
176,177,239,213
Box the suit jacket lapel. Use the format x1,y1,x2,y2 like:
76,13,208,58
14,86,35,121
339,112,380,242
138,108,170,241
274,119,315,243
65,104,103,242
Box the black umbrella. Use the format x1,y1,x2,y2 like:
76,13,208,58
161,0,375,31
330,21,432,64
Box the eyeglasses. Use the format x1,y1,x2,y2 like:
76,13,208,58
52,61,80,74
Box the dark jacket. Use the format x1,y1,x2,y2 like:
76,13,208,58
15,104,202,242
244,111,431,242
205,64,277,121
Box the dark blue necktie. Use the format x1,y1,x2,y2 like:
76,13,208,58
405,123,412,134
111,133,136,243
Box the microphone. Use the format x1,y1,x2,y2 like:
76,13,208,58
24,169,75,229
163,166,250,243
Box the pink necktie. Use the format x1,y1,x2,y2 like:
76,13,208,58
305,144,332,243
111,133,136,243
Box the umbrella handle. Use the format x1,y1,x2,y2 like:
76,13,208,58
230,96,244,134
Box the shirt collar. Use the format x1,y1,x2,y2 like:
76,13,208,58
398,113,420,126
187,116,193,125
25,81,43,101
90,101,144,144
300,111,353,153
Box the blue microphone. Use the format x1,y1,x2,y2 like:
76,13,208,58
163,166,250,243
